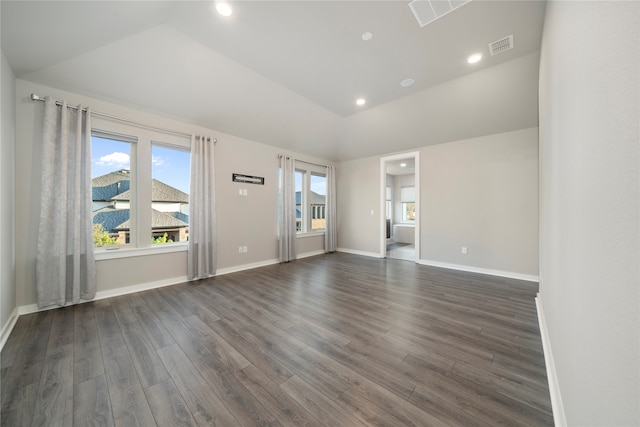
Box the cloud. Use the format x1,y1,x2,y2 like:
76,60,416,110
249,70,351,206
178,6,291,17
95,152,130,168
152,156,165,167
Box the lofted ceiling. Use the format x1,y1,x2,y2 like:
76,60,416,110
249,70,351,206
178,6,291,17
1,0,546,161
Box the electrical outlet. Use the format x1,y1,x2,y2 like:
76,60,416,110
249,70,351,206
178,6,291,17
461,246,468,254
243,246,248,253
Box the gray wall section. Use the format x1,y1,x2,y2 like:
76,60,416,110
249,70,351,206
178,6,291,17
1,50,17,333
538,1,639,425
336,156,381,256
337,127,539,277
421,128,539,275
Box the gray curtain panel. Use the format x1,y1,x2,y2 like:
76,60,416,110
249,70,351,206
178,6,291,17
188,134,217,280
36,97,96,308
278,155,297,262
324,165,337,253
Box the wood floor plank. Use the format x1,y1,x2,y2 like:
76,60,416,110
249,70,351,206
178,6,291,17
146,377,198,427
143,290,212,361
0,314,36,369
118,319,169,388
74,303,104,384
194,356,283,427
129,298,175,350
103,345,157,427
31,343,74,427
0,383,36,427
0,253,553,427
47,307,75,350
94,303,126,351
74,374,115,427
1,310,53,406
199,328,251,373
280,375,368,427
234,364,320,427
157,344,240,427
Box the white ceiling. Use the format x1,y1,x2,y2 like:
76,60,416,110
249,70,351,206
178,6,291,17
1,0,546,161
387,158,416,176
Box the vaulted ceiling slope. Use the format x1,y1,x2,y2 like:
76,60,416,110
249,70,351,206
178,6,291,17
1,0,546,161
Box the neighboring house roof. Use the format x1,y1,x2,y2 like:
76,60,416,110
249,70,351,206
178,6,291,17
92,170,188,203
92,206,130,233
93,206,188,232
295,190,325,205
151,179,189,203
115,209,189,231
93,170,131,201
92,169,132,187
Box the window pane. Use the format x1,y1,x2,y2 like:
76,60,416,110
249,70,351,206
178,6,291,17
151,144,190,244
403,202,416,221
310,174,326,230
91,136,132,246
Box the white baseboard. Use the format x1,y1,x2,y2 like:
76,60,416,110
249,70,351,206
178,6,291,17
0,307,19,352
18,275,190,316
337,248,381,258
417,259,539,282
215,259,280,276
536,295,567,427
297,250,326,259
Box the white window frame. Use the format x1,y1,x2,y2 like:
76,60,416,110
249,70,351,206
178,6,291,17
92,117,191,260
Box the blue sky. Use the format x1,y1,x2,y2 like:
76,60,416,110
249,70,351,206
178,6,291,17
92,136,191,194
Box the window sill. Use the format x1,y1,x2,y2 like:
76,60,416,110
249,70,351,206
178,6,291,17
94,243,188,261
296,231,325,239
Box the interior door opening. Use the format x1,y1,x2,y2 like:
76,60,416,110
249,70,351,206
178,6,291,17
380,152,420,262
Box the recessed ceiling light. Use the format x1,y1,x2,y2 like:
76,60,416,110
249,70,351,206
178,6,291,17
400,78,415,88
361,32,373,41
400,163,407,167
356,98,366,106
215,1,233,16
467,53,482,64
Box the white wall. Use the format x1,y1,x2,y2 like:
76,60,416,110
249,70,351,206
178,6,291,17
1,50,17,341
14,79,329,308
338,127,539,279
421,128,539,277
538,2,639,426
336,156,381,256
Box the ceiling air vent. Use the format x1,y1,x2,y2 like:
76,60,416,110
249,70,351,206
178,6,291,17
408,0,471,28
488,35,514,56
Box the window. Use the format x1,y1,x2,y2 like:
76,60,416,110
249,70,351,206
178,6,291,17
401,186,416,222
295,164,326,234
91,123,190,252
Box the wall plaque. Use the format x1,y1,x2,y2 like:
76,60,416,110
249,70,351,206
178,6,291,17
232,173,264,185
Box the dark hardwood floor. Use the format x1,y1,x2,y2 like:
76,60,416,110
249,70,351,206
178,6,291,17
1,252,553,426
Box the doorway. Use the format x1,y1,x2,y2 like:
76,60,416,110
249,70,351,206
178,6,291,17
380,152,420,262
